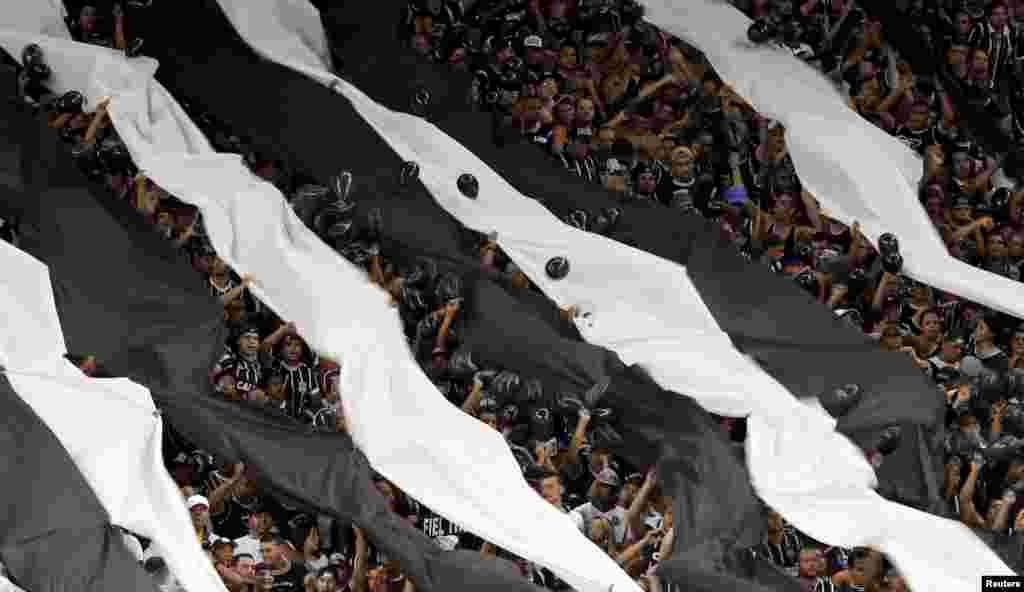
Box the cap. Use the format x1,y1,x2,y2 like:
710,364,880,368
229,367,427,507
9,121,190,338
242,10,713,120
594,467,621,488
524,35,543,49
187,495,210,511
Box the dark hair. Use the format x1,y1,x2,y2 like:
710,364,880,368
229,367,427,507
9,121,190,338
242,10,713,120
989,0,1009,15
259,534,288,546
541,468,560,482
234,553,255,562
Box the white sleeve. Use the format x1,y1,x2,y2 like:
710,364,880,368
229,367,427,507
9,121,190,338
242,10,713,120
569,510,584,532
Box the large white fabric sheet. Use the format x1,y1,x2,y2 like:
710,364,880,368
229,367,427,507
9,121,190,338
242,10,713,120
0,22,637,592
0,242,227,592
208,0,1014,589
641,0,1024,320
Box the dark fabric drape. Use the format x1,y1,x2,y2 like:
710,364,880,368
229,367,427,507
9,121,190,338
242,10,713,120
0,374,160,592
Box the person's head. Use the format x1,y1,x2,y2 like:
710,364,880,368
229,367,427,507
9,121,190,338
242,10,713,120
862,17,883,47
589,516,611,549
670,146,695,178
972,48,991,71
235,554,256,576
858,77,883,109
602,70,630,103
956,11,973,35
589,467,620,507
595,127,616,151
702,75,722,100
79,5,97,33
921,309,943,340
282,333,305,364
958,412,980,434
208,256,227,276
908,101,931,130
559,44,578,68
188,495,211,531
620,473,644,508
541,76,560,99
947,44,968,67
1009,232,1024,258
765,123,786,154
555,97,576,125
951,196,974,223
156,209,176,229
250,509,275,536
1007,459,1024,483
880,324,903,352
910,279,932,305
211,541,236,565
236,328,260,356
635,168,658,194
941,335,963,363
315,567,338,592
975,317,994,343
259,535,290,566
540,469,563,507
1011,326,1024,356
771,193,798,223
990,0,1010,29
479,410,499,430
225,298,244,323
989,233,1008,258
799,548,820,578
655,136,676,163
374,477,397,510
576,98,595,125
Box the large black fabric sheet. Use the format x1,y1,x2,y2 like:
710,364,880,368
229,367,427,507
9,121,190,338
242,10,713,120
142,2,775,588
0,374,160,592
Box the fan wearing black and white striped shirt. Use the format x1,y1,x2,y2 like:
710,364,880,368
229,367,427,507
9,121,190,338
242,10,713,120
752,509,803,577
270,333,321,423
213,327,265,396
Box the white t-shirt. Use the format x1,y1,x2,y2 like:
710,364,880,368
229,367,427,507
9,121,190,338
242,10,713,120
233,533,263,562
568,502,627,546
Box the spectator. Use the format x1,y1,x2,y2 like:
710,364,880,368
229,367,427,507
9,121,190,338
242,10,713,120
259,535,308,591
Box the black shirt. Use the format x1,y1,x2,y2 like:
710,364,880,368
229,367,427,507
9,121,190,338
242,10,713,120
211,495,262,541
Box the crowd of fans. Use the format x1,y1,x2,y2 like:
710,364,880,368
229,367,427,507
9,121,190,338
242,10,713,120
7,0,1024,591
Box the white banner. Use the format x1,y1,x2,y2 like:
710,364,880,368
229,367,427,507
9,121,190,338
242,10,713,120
203,1,1015,590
